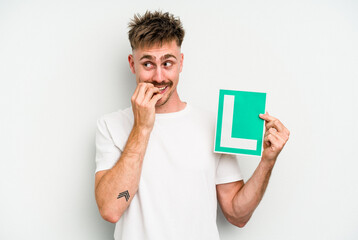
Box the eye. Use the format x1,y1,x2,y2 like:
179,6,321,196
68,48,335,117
163,61,173,67
143,62,153,68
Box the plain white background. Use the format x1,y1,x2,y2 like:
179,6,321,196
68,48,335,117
1,0,357,239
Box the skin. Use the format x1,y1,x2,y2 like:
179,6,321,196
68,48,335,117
216,112,290,227
94,41,185,223
94,40,290,226
128,40,186,113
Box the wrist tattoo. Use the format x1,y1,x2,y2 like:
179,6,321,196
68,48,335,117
117,190,130,202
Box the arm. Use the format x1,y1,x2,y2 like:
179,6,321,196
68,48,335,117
216,113,290,227
95,83,162,223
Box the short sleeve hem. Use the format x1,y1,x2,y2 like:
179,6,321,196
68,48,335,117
215,175,243,185
95,152,121,174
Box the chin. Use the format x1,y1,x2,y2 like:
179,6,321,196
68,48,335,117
155,100,166,107
155,87,176,108
155,96,170,107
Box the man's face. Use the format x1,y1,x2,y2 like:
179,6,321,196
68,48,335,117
128,40,184,107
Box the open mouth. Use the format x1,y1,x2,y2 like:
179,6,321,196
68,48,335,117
157,86,168,94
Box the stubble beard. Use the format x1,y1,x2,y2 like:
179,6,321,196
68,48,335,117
152,79,174,107
155,86,175,107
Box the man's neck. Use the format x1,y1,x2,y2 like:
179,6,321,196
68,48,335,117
155,91,186,114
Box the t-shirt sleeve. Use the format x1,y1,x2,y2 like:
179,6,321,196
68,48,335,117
215,154,243,185
95,117,121,173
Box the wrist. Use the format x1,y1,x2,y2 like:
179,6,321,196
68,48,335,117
123,125,152,159
133,122,153,136
260,157,276,170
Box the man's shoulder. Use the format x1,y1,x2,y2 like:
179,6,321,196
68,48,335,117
96,107,133,149
98,106,133,122
97,106,133,132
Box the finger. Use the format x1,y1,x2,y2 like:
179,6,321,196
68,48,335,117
143,86,160,103
264,133,273,148
131,84,141,103
267,119,290,138
141,83,155,101
264,127,277,138
262,113,271,133
134,83,150,104
269,128,285,143
259,113,276,122
264,128,281,142
149,93,163,105
132,83,146,102
264,131,284,150
261,114,290,138
264,127,286,143
143,82,154,93
266,119,284,133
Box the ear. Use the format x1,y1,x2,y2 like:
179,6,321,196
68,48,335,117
128,54,135,74
179,53,184,72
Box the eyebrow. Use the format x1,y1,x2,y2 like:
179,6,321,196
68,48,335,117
139,54,177,61
161,54,177,61
140,55,154,61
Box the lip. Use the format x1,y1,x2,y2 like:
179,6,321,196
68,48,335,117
158,86,168,94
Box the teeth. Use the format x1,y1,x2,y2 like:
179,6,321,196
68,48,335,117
158,86,166,91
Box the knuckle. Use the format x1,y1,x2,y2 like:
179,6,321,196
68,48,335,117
140,101,149,108
139,83,147,89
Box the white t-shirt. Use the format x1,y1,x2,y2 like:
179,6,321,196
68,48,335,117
95,104,243,240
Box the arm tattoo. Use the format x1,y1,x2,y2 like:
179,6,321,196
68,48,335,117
117,190,130,202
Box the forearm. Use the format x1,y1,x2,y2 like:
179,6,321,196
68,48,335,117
227,114,289,227
231,159,275,225
95,127,150,222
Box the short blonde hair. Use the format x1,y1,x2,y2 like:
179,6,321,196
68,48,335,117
128,11,185,50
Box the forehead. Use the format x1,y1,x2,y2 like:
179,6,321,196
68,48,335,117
133,41,181,59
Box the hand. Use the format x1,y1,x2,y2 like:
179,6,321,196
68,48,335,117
259,112,290,164
131,83,163,132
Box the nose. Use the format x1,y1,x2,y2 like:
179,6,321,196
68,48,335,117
153,66,165,83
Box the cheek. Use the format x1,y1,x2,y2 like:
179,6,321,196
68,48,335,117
166,68,180,81
137,70,154,82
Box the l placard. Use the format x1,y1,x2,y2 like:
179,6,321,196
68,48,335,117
214,89,266,156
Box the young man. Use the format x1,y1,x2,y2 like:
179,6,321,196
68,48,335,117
95,11,289,239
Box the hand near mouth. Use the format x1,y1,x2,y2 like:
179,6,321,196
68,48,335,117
131,83,163,132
